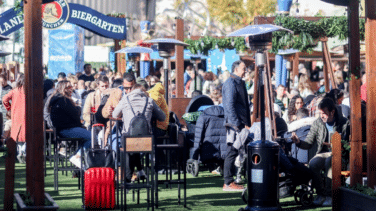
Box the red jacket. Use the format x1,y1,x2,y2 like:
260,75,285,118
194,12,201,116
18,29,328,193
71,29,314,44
3,87,26,142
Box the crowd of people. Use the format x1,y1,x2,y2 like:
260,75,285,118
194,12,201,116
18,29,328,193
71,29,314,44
0,58,365,207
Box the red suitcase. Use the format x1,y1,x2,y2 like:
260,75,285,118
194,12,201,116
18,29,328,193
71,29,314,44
84,167,116,209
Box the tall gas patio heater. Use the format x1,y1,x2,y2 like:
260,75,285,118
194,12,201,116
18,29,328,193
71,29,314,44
228,24,293,211
144,38,189,104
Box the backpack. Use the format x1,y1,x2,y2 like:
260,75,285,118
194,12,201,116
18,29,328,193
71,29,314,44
126,96,150,136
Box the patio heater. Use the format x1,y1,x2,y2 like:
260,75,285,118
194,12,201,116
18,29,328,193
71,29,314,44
228,24,292,211
277,48,299,92
115,46,153,79
144,38,189,104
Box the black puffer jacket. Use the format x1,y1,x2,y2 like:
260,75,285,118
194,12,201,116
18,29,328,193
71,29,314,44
191,106,227,163
48,94,82,132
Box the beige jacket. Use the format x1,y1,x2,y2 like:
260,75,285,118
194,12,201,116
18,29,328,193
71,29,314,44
82,89,102,127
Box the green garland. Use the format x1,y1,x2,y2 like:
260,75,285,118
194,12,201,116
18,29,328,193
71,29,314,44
184,36,247,56
272,15,365,53
185,15,366,55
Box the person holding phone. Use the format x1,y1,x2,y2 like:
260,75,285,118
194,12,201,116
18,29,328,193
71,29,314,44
291,97,349,207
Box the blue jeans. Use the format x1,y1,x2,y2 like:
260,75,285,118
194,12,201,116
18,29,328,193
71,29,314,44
59,127,91,156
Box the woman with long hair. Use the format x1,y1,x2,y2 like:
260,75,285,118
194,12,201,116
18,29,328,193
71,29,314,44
298,74,315,98
3,74,26,143
45,80,91,168
283,95,304,124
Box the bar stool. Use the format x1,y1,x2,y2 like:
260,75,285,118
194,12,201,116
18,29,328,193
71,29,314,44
154,123,187,208
52,127,85,192
44,126,55,177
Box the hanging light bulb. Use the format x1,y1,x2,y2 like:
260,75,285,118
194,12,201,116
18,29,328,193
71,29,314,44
231,39,235,47
295,0,299,14
201,40,205,47
188,32,191,39
215,43,219,49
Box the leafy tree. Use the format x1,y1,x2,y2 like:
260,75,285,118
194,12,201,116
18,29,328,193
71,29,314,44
206,0,276,30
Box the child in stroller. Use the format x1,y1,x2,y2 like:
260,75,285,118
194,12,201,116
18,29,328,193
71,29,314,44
183,95,227,177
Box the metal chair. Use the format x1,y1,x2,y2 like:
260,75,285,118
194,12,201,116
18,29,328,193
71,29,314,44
120,134,155,211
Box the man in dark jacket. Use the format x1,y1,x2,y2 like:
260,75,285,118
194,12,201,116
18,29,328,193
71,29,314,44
222,60,251,191
292,98,349,207
191,105,227,164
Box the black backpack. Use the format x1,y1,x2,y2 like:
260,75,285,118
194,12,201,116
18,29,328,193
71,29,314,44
126,96,150,136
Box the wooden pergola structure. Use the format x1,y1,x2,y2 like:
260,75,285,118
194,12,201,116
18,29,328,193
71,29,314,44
3,0,376,209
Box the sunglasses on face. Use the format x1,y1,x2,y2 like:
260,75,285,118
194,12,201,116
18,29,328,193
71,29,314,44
124,87,132,90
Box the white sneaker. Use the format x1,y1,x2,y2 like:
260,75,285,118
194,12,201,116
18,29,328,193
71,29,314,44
322,196,332,207
69,155,81,169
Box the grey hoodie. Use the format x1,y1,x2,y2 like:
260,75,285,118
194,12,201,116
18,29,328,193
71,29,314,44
112,89,166,134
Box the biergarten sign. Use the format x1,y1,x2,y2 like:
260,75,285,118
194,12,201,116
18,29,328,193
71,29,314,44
0,0,127,40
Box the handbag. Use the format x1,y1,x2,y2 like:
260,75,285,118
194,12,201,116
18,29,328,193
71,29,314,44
84,148,116,169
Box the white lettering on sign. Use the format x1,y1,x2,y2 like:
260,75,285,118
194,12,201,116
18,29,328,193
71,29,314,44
71,10,77,18
80,11,86,20
49,55,73,61
70,9,125,34
0,15,23,34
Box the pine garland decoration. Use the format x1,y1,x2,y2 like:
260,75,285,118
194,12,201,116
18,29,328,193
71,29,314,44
184,15,366,55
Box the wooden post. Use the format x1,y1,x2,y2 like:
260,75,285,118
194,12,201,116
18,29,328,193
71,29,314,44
332,132,342,211
348,0,363,187
114,40,126,74
292,52,299,89
3,138,16,211
24,0,44,206
175,18,184,98
168,18,191,125
365,0,376,189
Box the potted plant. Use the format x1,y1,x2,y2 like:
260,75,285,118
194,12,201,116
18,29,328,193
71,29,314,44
339,184,376,211
14,192,59,211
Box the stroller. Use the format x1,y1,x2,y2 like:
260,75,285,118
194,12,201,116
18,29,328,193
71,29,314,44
183,95,223,177
276,137,314,206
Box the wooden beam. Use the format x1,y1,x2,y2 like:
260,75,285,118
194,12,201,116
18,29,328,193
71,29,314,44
348,0,363,188
24,0,44,206
292,53,299,90
3,138,16,211
175,18,184,98
322,41,330,92
365,0,376,189
322,40,337,89
265,53,276,139
331,132,342,211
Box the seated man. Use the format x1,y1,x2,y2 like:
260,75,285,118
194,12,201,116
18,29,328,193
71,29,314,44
102,73,136,142
112,84,165,183
291,98,349,207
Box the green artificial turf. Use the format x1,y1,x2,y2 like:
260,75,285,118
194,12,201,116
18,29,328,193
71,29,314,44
0,152,331,211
